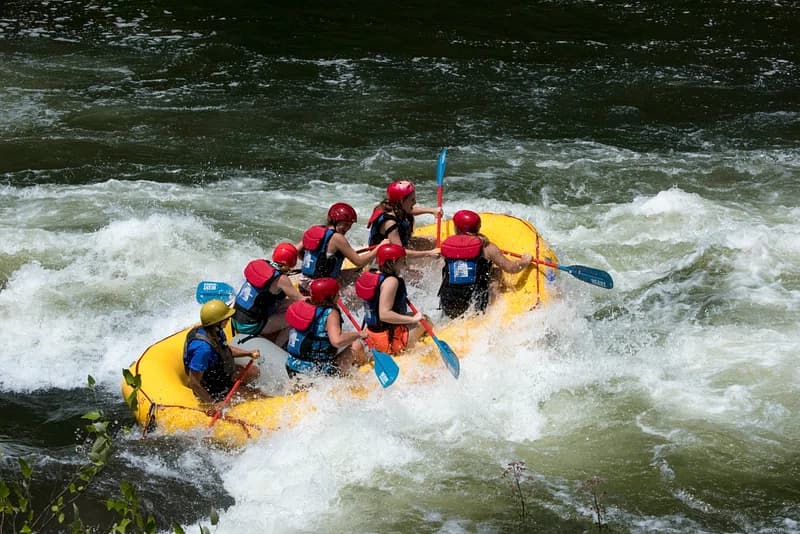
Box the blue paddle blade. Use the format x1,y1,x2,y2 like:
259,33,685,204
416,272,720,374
372,349,399,388
559,265,614,289
433,337,460,379
196,281,235,304
436,147,447,186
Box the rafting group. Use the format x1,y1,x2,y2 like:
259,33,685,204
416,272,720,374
186,178,536,416
122,150,614,442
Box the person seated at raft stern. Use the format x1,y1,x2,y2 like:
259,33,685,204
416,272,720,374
367,180,441,260
296,202,379,292
184,299,261,414
231,242,305,348
438,210,532,319
284,277,369,379
355,243,426,355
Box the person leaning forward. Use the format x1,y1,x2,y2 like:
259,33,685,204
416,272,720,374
183,299,260,415
231,242,305,348
438,210,532,319
355,243,425,355
284,277,368,380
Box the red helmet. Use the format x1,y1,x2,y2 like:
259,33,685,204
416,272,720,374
327,202,357,224
453,210,481,234
309,277,340,303
272,242,298,267
386,181,415,203
376,243,406,266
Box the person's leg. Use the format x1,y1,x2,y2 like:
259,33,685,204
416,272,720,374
335,341,368,371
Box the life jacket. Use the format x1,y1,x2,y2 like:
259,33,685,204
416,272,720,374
367,209,412,247
285,301,337,373
438,235,493,317
440,234,484,285
233,259,285,325
183,326,234,399
300,226,345,278
355,269,408,331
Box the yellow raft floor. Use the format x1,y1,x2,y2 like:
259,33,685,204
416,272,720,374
120,212,557,447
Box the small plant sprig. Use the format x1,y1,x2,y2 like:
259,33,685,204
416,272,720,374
0,374,220,533
580,475,607,531
501,460,530,526
0,375,112,533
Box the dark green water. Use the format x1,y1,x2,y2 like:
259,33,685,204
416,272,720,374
1,1,799,532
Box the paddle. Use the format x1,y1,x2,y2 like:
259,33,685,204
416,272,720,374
337,298,399,388
208,358,255,427
501,250,614,289
405,299,460,379
196,281,235,304
435,147,447,247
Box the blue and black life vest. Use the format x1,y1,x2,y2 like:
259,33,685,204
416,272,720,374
440,234,486,285
233,259,285,325
183,326,234,399
285,301,338,374
355,269,408,331
367,209,412,247
438,234,492,318
300,225,345,279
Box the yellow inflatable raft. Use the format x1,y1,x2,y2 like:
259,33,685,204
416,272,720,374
121,213,557,447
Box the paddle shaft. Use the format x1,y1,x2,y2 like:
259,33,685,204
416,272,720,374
208,357,255,427
405,299,436,339
502,250,560,270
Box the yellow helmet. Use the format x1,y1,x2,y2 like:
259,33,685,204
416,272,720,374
200,299,235,327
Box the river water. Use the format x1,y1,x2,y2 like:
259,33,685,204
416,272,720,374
1,1,798,532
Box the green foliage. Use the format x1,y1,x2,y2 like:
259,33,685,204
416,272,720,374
123,368,141,413
0,374,222,533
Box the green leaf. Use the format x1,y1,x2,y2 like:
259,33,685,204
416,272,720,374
18,458,32,478
123,369,141,389
87,375,96,388
210,507,219,525
82,411,102,421
172,522,186,534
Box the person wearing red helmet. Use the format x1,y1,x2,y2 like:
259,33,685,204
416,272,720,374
231,242,305,347
355,243,425,355
438,210,533,318
367,180,441,259
284,277,368,379
296,202,379,292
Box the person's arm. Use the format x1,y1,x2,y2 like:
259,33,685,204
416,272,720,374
230,346,260,359
484,243,531,273
328,233,378,267
187,370,214,404
276,274,305,301
412,206,442,218
325,310,365,348
377,277,422,325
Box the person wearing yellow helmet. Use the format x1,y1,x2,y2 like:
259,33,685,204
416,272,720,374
367,180,440,260
183,299,261,411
